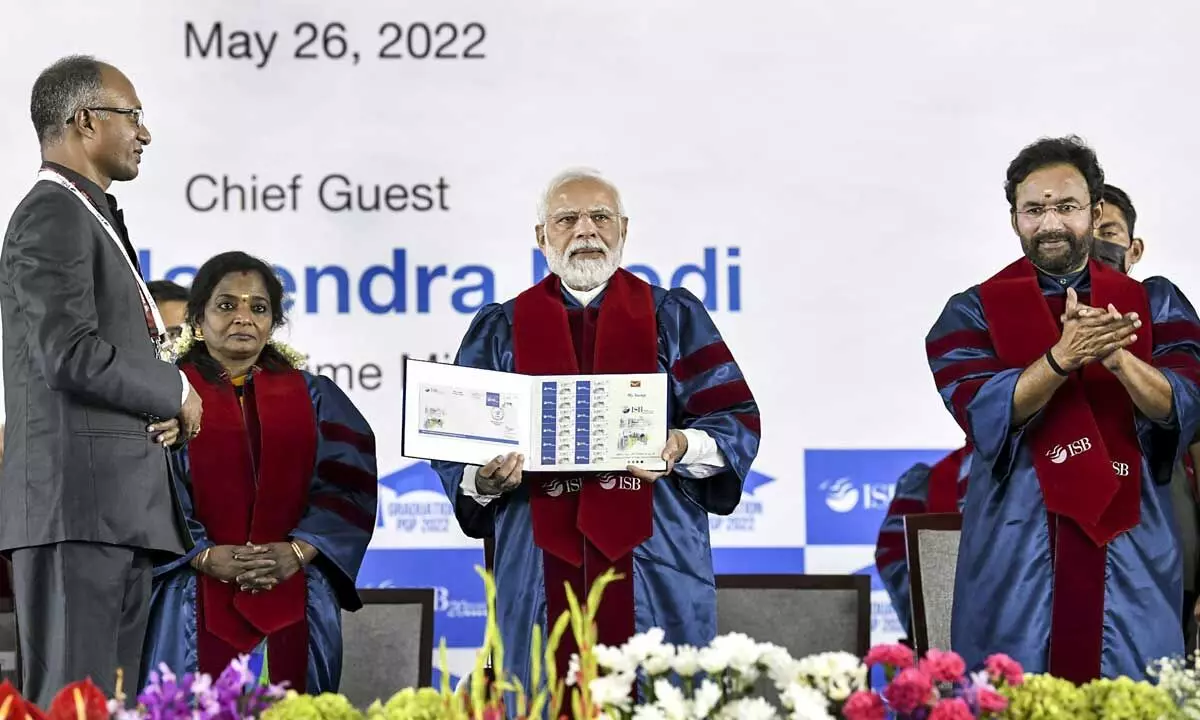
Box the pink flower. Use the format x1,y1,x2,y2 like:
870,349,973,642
841,690,886,720
883,668,934,714
929,698,973,720
920,649,967,683
977,688,1008,713
864,643,915,671
984,653,1024,686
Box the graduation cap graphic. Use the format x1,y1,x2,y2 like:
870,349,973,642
743,469,774,496
378,461,447,496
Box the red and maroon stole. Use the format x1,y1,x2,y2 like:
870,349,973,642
183,363,317,691
977,257,1151,683
512,268,659,679
926,444,971,514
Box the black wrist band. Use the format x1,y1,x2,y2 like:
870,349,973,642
1045,348,1070,376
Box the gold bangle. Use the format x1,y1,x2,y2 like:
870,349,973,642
290,541,306,566
197,547,211,572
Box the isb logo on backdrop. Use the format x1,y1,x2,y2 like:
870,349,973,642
804,449,954,545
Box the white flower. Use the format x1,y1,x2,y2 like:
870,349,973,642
673,645,701,677
566,653,581,686
632,706,669,720
644,644,676,676
692,679,723,719
652,679,690,720
624,627,668,664
698,645,732,675
717,697,778,720
793,651,866,699
758,643,798,689
596,644,638,675
589,671,636,711
710,632,763,675
782,684,834,720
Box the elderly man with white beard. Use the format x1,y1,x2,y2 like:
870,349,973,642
432,168,761,695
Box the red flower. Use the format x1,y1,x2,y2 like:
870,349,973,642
841,690,886,720
864,644,915,671
883,668,933,715
977,688,1008,713
46,680,107,720
984,653,1024,686
920,649,967,683
0,680,42,720
928,698,973,720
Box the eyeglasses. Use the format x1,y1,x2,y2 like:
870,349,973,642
72,107,146,128
1014,202,1090,220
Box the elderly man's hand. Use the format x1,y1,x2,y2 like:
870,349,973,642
626,430,688,482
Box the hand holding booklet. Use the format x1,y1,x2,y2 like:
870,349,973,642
401,358,669,473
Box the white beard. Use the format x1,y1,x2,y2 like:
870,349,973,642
543,237,624,291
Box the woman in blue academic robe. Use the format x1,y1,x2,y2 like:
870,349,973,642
141,251,378,693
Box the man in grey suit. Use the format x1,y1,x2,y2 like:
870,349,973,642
0,55,203,706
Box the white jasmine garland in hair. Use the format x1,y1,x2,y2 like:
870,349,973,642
167,323,196,359
267,337,308,369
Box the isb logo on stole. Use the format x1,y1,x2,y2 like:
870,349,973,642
803,449,954,545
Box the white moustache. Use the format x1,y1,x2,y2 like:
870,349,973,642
567,240,608,258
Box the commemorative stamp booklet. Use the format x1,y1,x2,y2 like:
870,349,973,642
401,358,668,473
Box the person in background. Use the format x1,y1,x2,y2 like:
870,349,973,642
148,279,189,344
1091,182,1200,652
926,136,1200,681
875,442,972,640
433,168,761,695
141,251,377,692
0,55,201,706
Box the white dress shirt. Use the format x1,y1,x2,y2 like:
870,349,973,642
460,279,729,505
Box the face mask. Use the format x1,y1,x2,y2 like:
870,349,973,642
1092,239,1128,274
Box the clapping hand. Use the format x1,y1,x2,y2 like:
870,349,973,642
1051,288,1140,372
626,429,688,482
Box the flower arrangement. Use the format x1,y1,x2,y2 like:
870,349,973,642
1149,655,1200,719
110,656,286,720
999,670,1180,720
583,628,859,719
841,645,1019,719
12,562,1200,720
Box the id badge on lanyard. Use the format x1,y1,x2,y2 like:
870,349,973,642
35,168,170,359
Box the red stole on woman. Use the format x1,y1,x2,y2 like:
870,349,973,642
183,364,317,691
977,257,1151,683
512,268,659,680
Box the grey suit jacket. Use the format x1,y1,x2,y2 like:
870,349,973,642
0,163,186,554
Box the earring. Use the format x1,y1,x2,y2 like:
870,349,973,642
194,326,205,341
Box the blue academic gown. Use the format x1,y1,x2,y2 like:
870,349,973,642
875,451,971,637
141,371,378,692
433,284,760,702
926,269,1200,679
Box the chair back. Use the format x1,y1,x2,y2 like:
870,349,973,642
905,512,963,657
340,589,435,707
